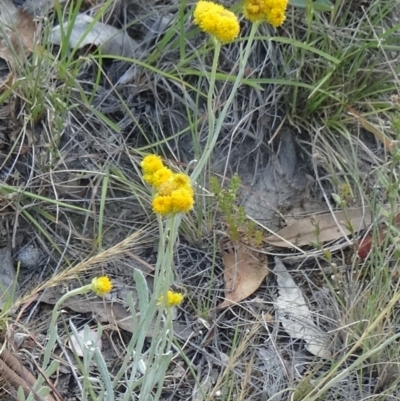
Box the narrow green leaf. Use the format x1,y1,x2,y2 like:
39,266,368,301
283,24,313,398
134,269,149,313
289,0,307,7
313,0,334,11
289,0,333,11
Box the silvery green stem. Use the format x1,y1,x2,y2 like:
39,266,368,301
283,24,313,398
190,23,261,183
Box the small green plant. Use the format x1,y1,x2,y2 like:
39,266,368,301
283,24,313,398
210,174,263,246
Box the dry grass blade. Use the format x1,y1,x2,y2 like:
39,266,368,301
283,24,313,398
345,105,397,151
17,229,147,306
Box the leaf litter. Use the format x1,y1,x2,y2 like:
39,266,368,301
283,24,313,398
0,0,395,400
50,13,139,57
218,240,269,309
264,205,396,248
273,257,331,359
0,0,37,65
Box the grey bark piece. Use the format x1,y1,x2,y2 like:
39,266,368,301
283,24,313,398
0,247,18,310
241,128,308,221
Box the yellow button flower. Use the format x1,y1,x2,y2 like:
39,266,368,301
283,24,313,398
157,290,184,307
91,276,113,296
170,187,194,213
152,187,194,216
267,6,286,28
172,173,191,188
244,0,267,22
150,167,174,188
152,195,174,215
141,155,164,175
157,173,193,196
243,0,288,27
194,1,240,43
141,155,195,215
143,166,174,187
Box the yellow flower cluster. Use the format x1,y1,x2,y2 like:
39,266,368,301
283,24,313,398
157,290,184,308
193,1,240,43
91,276,113,296
243,0,288,27
141,155,194,215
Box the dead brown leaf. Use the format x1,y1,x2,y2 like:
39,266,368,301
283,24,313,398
264,206,387,248
357,211,400,259
0,0,37,68
218,241,269,309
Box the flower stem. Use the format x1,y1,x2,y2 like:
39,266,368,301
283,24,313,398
190,23,261,183
43,285,91,368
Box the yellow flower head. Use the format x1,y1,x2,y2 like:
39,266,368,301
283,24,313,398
141,155,195,215
144,166,174,187
243,0,288,27
170,187,194,213
157,290,184,308
152,186,194,216
152,195,174,215
173,173,191,188
141,155,164,175
157,173,192,196
194,1,240,43
266,5,286,27
243,0,267,22
91,276,113,296
157,180,177,197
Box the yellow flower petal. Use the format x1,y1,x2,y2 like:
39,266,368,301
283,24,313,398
91,276,113,296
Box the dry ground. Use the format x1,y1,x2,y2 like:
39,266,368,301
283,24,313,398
1,0,400,400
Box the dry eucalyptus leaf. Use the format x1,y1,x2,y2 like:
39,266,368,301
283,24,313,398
0,0,36,68
265,206,382,248
273,257,331,359
218,242,269,309
68,327,102,357
50,14,138,57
